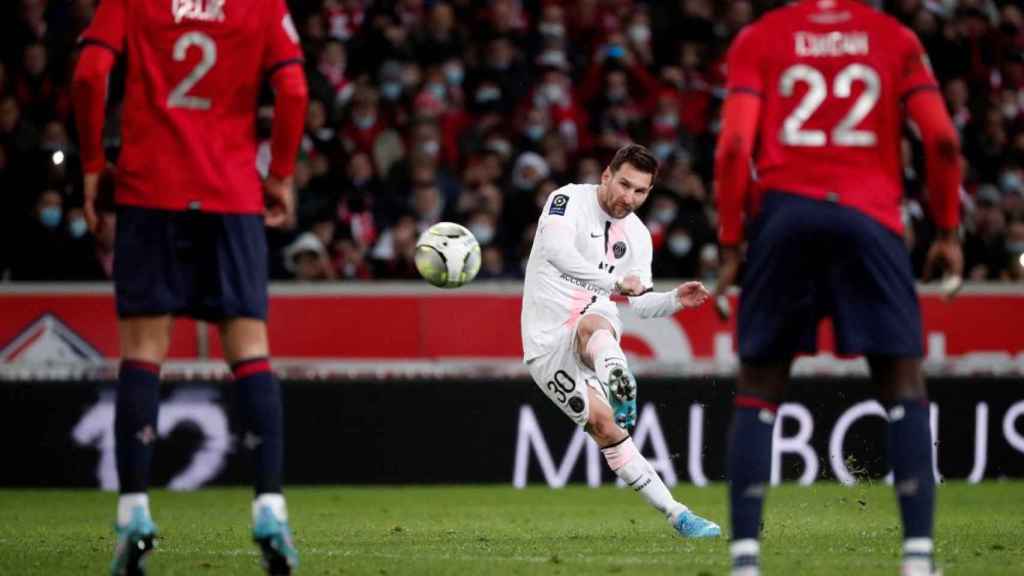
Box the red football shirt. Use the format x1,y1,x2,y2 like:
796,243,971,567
80,0,303,214
725,0,939,236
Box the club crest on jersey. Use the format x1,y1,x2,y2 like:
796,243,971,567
549,194,569,216
612,241,627,259
173,0,226,24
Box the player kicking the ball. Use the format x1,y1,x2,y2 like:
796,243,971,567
521,144,720,538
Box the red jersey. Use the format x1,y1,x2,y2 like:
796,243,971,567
725,0,939,236
80,0,303,214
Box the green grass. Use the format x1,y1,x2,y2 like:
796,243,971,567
1,482,1022,575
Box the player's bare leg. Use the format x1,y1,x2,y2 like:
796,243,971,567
110,316,173,576
220,318,298,575
729,360,791,576
871,357,938,576
577,316,720,539
576,315,636,428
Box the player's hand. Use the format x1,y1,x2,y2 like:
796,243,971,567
713,245,742,320
614,275,646,296
676,281,711,308
924,229,964,300
82,172,100,233
264,176,295,229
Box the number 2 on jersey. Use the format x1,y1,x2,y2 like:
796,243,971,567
779,63,880,147
167,31,216,110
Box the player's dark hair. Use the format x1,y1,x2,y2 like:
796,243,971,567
608,144,659,180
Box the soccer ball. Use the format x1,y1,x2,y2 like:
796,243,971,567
415,222,482,288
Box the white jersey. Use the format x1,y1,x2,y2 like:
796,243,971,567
521,183,665,362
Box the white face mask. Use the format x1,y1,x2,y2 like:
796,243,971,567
668,234,692,256
628,25,651,44
541,83,565,104
469,224,495,245
419,140,440,157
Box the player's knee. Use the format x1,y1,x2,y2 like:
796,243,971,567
118,317,173,362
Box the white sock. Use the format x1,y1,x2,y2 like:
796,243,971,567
601,437,685,520
253,493,288,522
902,538,934,575
731,539,760,576
586,329,628,385
117,493,150,526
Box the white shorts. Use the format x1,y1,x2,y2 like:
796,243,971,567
526,306,620,426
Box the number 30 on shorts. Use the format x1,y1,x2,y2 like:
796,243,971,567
545,370,577,404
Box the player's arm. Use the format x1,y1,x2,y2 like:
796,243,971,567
71,0,124,232
712,26,763,315
263,0,308,228
900,29,964,288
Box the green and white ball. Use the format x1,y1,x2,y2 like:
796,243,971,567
415,222,482,288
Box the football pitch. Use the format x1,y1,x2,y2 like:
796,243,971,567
1,483,1021,575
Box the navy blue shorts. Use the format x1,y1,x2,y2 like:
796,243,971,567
114,206,268,322
737,191,923,361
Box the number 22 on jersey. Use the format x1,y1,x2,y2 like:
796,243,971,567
779,62,880,148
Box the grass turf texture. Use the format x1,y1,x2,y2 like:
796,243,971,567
0,483,1021,575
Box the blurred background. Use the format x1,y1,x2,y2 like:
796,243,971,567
0,0,1022,283
0,0,1021,490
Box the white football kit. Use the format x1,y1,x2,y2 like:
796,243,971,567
521,183,684,425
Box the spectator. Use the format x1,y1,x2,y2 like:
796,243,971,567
284,232,335,282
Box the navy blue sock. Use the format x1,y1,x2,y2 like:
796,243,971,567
115,360,161,494
233,357,284,495
887,399,935,540
728,395,777,543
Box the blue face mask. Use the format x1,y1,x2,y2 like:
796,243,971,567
525,125,546,141
40,206,62,229
381,82,402,101
69,217,88,239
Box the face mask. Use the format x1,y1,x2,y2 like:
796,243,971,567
538,22,565,38
444,66,464,86
469,224,495,245
652,141,675,161
69,217,88,239
419,140,440,157
354,113,376,129
541,83,564,104
40,206,61,229
525,125,546,141
628,25,651,44
426,83,446,101
654,114,678,129
1000,172,1022,194
607,87,628,103
486,139,511,158
653,206,677,224
476,86,501,103
668,234,692,256
381,82,403,100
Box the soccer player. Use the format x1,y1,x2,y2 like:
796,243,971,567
521,144,721,538
71,0,308,574
713,1,962,575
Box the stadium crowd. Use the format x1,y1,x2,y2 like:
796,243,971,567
0,0,1021,283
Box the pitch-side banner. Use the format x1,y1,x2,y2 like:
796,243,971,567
1,283,1023,377
1,378,1022,488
